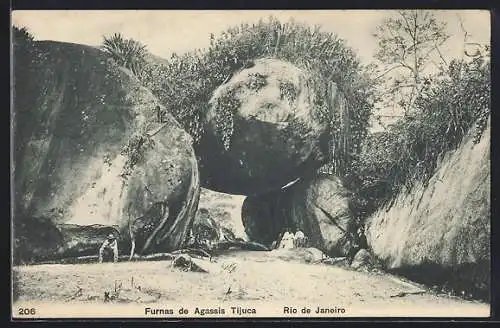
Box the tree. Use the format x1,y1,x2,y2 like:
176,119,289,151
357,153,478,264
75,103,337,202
350,55,490,219
372,10,449,116
101,33,147,77
12,25,37,65
140,17,374,177
12,25,35,45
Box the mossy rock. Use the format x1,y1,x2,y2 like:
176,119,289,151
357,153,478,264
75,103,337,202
13,41,200,261
197,58,339,196
242,174,357,256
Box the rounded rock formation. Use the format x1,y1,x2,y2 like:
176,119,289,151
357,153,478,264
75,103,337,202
196,188,248,241
242,174,357,256
366,119,491,300
350,249,374,270
196,58,336,195
13,41,200,262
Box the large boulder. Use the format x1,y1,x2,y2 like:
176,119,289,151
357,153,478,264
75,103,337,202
242,174,357,256
13,41,200,262
195,188,247,241
13,216,65,263
350,249,374,270
55,224,121,259
196,58,338,195
120,120,200,254
366,119,490,299
13,219,122,264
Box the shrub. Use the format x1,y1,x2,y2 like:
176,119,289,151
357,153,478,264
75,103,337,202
348,57,490,218
12,25,34,45
12,25,38,70
141,16,374,175
101,33,147,77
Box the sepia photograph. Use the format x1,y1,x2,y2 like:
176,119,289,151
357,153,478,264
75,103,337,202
10,9,491,319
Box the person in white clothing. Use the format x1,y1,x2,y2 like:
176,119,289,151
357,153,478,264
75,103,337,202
279,228,295,249
294,230,306,248
99,233,119,263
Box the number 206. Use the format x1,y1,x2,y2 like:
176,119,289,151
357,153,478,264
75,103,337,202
18,308,36,315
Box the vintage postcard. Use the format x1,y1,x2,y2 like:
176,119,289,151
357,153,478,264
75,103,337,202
11,9,491,319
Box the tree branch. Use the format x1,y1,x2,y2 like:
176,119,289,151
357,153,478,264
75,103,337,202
379,83,416,97
373,65,405,80
433,44,448,67
399,61,415,74
456,13,469,62
400,11,415,40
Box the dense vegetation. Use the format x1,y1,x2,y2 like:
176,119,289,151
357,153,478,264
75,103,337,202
347,56,490,218
12,26,41,95
136,17,374,176
12,17,491,302
15,16,490,222
101,33,148,77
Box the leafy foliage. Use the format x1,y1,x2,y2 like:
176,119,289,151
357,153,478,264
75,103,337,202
212,88,241,150
120,132,156,179
101,33,147,77
279,81,297,105
141,16,374,174
372,10,450,116
347,57,490,218
246,72,268,91
12,25,35,45
12,25,39,70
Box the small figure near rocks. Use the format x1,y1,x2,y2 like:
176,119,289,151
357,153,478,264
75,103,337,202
350,249,373,270
153,105,165,123
294,229,307,248
272,228,308,249
271,229,285,249
278,228,295,249
99,233,119,263
153,105,161,123
104,291,111,302
347,226,368,265
357,226,368,248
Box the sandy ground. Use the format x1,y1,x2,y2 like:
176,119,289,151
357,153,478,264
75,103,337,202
12,250,489,318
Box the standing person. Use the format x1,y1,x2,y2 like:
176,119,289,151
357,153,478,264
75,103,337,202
346,231,360,265
279,228,294,249
294,229,306,248
346,226,368,265
99,233,119,263
357,226,368,250
153,105,163,123
272,229,285,249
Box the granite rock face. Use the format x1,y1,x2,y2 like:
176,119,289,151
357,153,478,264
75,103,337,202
366,119,491,298
197,58,340,196
242,174,357,257
13,41,200,262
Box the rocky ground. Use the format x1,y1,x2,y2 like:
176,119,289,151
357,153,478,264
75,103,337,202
12,249,489,318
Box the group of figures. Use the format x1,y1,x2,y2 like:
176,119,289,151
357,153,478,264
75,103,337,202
98,223,370,265
272,228,308,249
270,225,369,266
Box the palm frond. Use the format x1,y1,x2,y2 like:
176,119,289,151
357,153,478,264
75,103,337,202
101,32,147,76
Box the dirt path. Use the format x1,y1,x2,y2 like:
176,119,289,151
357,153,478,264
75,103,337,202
12,250,489,318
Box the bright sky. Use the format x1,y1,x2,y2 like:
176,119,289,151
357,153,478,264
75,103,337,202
12,10,490,64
